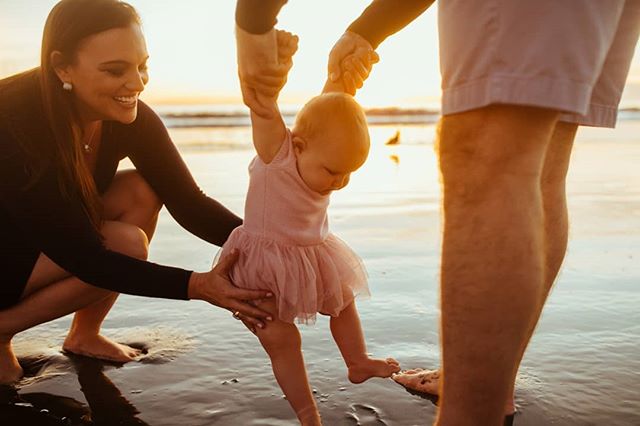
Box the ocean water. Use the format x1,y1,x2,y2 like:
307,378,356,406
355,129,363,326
2,118,639,425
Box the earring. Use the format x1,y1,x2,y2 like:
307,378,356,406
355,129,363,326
62,82,73,91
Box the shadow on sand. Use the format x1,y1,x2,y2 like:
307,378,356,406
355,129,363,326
0,352,149,425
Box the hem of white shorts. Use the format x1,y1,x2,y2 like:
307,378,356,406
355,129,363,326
442,74,592,117
559,103,618,128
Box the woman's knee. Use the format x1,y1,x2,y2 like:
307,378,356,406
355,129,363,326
101,221,149,260
127,171,162,212
104,170,162,218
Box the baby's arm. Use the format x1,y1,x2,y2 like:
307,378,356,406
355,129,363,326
249,29,298,164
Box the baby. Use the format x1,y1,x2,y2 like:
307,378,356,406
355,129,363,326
217,30,400,425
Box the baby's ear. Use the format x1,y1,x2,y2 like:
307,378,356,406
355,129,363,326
292,135,306,154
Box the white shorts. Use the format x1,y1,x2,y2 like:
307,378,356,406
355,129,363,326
438,0,640,127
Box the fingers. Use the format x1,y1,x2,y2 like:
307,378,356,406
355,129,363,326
214,249,240,274
352,56,371,80
230,299,273,322
240,316,257,334
228,286,273,302
341,56,365,90
241,93,274,119
369,50,380,64
276,30,299,57
341,71,357,96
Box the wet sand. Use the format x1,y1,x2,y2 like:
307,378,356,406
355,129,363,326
2,121,639,425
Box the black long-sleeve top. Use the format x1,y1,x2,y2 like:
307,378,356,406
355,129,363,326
235,0,433,47
0,70,242,307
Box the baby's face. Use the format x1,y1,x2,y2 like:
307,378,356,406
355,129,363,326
294,128,368,196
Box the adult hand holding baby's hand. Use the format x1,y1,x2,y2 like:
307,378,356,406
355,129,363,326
188,250,273,330
325,31,379,95
236,26,291,119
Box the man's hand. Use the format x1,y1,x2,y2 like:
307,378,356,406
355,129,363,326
236,25,294,119
188,250,273,330
326,31,379,95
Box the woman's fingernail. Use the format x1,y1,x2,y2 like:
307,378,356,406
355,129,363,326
330,72,337,81
258,323,264,329
267,292,273,297
267,316,273,321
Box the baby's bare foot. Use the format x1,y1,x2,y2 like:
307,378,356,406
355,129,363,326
348,357,400,384
0,339,23,384
392,368,516,415
63,334,141,363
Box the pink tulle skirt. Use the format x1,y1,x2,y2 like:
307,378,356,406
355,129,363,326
215,227,369,324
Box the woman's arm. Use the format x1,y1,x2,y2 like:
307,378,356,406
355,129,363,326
125,102,241,246
0,141,191,300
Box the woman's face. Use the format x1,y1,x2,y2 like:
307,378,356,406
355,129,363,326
57,24,149,124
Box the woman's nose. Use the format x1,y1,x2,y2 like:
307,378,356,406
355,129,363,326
126,70,147,92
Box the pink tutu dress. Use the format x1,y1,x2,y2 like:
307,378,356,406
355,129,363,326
217,130,369,324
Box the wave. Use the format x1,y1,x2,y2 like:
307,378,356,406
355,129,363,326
157,106,442,128
157,106,640,129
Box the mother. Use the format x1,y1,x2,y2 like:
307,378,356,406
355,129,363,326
0,0,281,384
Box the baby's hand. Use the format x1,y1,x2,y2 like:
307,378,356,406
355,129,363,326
276,29,299,67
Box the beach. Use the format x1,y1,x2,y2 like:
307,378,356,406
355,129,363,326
2,118,639,425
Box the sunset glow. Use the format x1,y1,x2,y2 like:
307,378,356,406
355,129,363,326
1,0,639,109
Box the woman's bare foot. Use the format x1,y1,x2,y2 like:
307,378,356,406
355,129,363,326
392,368,517,415
348,357,400,384
0,338,23,384
63,334,141,363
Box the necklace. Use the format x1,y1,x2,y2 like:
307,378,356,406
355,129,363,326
82,123,100,154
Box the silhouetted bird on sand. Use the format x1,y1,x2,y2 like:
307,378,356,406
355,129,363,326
386,130,400,145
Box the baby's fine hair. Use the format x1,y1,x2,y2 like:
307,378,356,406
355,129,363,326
293,93,369,147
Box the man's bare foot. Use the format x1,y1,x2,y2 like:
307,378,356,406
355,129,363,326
348,357,400,384
63,334,141,363
392,368,516,415
0,338,23,384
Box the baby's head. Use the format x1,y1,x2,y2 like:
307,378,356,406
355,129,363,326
291,93,370,195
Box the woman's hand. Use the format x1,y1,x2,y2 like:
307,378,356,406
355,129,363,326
325,31,379,95
188,250,273,330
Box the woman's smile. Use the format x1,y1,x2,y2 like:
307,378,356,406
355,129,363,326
114,94,138,108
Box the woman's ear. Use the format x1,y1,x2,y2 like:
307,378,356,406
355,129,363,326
50,51,71,84
292,135,307,154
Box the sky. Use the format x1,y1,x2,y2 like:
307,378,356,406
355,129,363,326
1,0,639,109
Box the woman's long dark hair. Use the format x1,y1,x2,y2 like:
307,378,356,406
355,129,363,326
37,0,141,228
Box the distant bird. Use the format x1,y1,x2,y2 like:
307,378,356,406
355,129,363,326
385,130,400,145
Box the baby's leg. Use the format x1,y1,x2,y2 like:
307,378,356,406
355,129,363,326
330,301,400,384
255,299,321,426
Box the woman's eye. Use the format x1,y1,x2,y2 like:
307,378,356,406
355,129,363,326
105,69,124,77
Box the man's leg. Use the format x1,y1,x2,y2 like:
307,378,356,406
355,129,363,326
503,121,578,406
436,105,560,426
